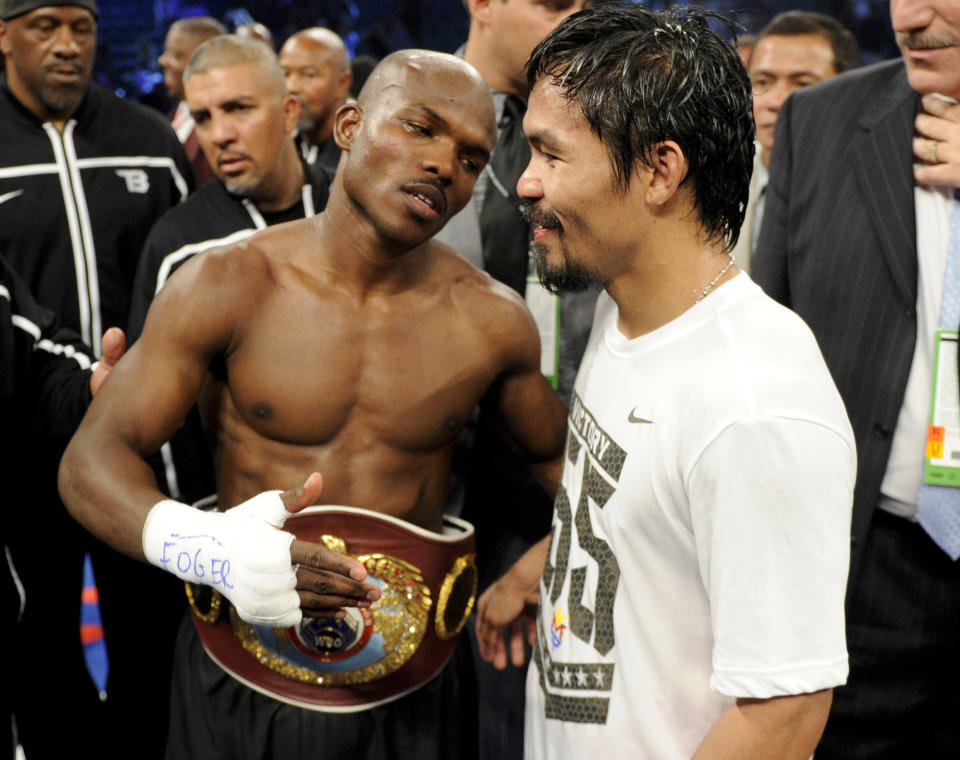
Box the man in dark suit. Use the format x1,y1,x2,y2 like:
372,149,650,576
435,4,592,758
732,11,858,274
437,5,599,760
441,0,598,405
752,0,960,755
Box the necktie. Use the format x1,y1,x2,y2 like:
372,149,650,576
81,553,109,700
479,94,532,295
751,183,767,254
916,194,960,560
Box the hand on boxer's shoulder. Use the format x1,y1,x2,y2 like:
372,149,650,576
90,326,126,395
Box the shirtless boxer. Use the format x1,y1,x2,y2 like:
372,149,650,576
58,49,567,759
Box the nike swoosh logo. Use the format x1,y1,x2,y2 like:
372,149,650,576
628,408,654,424
0,190,24,206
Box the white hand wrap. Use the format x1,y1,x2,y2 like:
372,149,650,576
142,491,302,627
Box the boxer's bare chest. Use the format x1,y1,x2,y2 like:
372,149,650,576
219,277,501,453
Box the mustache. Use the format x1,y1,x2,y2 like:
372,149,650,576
520,200,562,231
897,31,957,49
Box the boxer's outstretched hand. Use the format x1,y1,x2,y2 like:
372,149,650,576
475,535,549,669
284,473,382,618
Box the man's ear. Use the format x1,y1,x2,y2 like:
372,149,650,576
0,22,10,57
282,95,300,136
467,0,495,25
333,102,362,150
644,140,687,207
335,70,353,102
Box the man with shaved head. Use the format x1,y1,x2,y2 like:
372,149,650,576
441,5,593,757
279,26,352,172
158,15,226,185
60,49,567,759
236,19,273,49
159,16,226,104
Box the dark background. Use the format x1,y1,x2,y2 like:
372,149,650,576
97,0,900,109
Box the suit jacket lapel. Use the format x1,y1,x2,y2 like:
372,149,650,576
850,69,919,308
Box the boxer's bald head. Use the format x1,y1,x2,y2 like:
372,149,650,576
332,50,496,247
356,49,491,122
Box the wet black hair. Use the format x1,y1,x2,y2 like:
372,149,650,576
526,3,755,251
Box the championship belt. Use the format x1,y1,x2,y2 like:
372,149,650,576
186,506,477,712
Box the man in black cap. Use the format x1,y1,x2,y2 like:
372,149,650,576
0,2,191,758
0,0,189,343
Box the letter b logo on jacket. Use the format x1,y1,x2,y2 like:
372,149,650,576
116,169,150,194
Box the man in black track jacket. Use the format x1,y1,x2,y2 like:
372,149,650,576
0,2,191,757
0,1,190,353
1,253,124,760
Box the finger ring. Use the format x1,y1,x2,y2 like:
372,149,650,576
929,141,940,164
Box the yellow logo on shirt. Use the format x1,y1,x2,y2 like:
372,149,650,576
550,605,567,648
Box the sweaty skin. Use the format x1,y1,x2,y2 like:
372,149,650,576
59,50,568,616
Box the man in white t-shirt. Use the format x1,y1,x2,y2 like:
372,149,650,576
475,5,856,758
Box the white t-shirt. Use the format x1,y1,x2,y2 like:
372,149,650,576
525,275,856,760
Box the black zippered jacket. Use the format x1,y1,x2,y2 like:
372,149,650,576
0,253,93,454
1,76,192,758
0,74,191,355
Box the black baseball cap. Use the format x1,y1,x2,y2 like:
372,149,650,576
1,0,98,21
